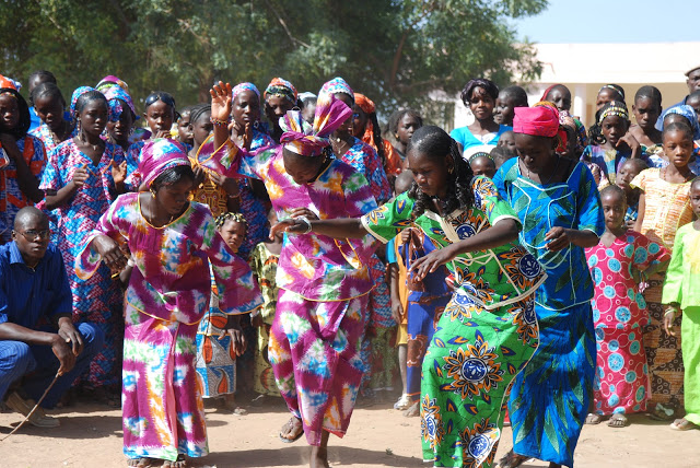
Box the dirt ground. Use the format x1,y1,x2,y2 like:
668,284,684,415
2,397,699,468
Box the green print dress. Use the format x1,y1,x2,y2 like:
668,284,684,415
361,176,546,468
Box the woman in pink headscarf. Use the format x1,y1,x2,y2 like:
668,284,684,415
76,138,261,468
493,106,604,468
205,82,378,468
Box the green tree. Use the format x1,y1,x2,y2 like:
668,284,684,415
0,0,546,123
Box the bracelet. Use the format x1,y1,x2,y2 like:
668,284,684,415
664,308,678,316
210,116,231,127
297,216,312,234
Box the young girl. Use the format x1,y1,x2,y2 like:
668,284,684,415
76,139,260,468
629,86,663,161
616,158,648,229
595,84,626,111
451,78,511,160
102,84,138,153
29,82,71,153
632,121,696,420
177,105,193,146
0,76,46,243
494,85,529,127
125,91,178,183
585,185,669,428
469,152,496,178
387,108,423,166
196,212,258,411
654,105,700,173
583,101,641,187
40,88,125,399
662,177,700,431
264,77,298,144
249,207,283,401
540,84,588,156
281,124,545,468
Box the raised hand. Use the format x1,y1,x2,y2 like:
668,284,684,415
71,164,89,188
112,160,127,185
210,81,233,122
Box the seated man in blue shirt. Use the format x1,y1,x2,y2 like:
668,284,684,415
0,207,104,427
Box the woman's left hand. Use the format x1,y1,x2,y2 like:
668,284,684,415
544,226,572,251
220,318,246,356
410,245,456,281
290,208,318,221
111,160,127,185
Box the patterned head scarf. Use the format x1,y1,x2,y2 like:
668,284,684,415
70,86,96,121
264,77,297,104
139,138,191,188
0,74,20,92
597,101,629,125
280,93,352,157
0,77,30,138
661,104,700,140
232,82,260,101
354,92,378,148
319,77,354,103
102,85,137,122
96,75,130,94
531,102,570,152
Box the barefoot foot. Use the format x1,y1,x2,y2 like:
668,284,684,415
310,445,330,468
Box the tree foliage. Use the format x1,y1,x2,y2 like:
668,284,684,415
0,0,546,119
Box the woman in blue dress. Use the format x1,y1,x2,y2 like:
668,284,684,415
492,106,604,468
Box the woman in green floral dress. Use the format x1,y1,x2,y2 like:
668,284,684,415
272,125,546,467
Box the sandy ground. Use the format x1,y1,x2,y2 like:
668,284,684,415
1,398,699,468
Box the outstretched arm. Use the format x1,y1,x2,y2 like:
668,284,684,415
211,82,233,152
270,214,368,240
410,219,520,280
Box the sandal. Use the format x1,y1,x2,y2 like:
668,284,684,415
607,413,629,428
670,418,698,431
496,449,529,468
393,394,411,410
279,417,304,443
585,412,604,425
648,403,676,421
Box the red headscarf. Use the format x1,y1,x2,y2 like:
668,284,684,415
514,106,569,153
354,93,377,149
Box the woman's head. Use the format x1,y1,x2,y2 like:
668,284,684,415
599,185,627,231
512,106,562,174
188,104,212,147
75,90,109,138
596,84,626,111
151,165,195,217
231,82,261,128
494,85,528,126
140,139,193,217
353,93,386,164
597,101,630,147
215,212,247,253
460,78,499,122
662,121,694,169
497,130,516,152
632,86,662,132
264,78,298,130
319,77,354,137
143,91,177,134
31,82,66,133
388,109,423,147
300,94,317,125
27,70,57,96
102,85,137,144
541,84,571,112
661,105,700,141
406,125,474,217
0,86,30,138
616,158,647,195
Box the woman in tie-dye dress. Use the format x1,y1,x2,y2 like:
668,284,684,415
76,139,260,467
206,83,377,468
280,125,547,468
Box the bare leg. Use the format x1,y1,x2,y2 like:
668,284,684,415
310,431,330,468
397,344,407,397
547,463,562,468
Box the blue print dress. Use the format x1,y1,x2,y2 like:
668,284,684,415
493,158,605,467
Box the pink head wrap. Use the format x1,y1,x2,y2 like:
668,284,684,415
138,139,191,188
513,106,561,138
279,94,352,157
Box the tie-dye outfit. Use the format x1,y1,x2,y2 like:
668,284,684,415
39,139,125,389
76,192,260,462
361,176,545,468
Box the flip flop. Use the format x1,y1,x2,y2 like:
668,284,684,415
279,418,304,443
670,418,698,431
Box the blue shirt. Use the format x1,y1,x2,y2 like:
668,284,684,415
0,242,72,328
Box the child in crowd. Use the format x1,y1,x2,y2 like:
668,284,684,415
177,105,194,147
196,212,257,412
662,177,700,431
632,121,696,420
249,207,283,401
387,108,423,164
583,101,641,187
29,82,71,153
630,86,664,161
541,83,588,156
386,171,413,411
494,85,529,127
616,158,648,229
595,84,626,110
497,129,516,153
653,105,700,173
490,145,515,170
469,152,496,178
585,185,669,428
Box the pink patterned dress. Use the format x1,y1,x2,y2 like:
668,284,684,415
585,231,669,416
76,192,261,463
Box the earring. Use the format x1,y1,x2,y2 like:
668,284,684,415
253,120,260,130
448,166,454,174
150,189,156,199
